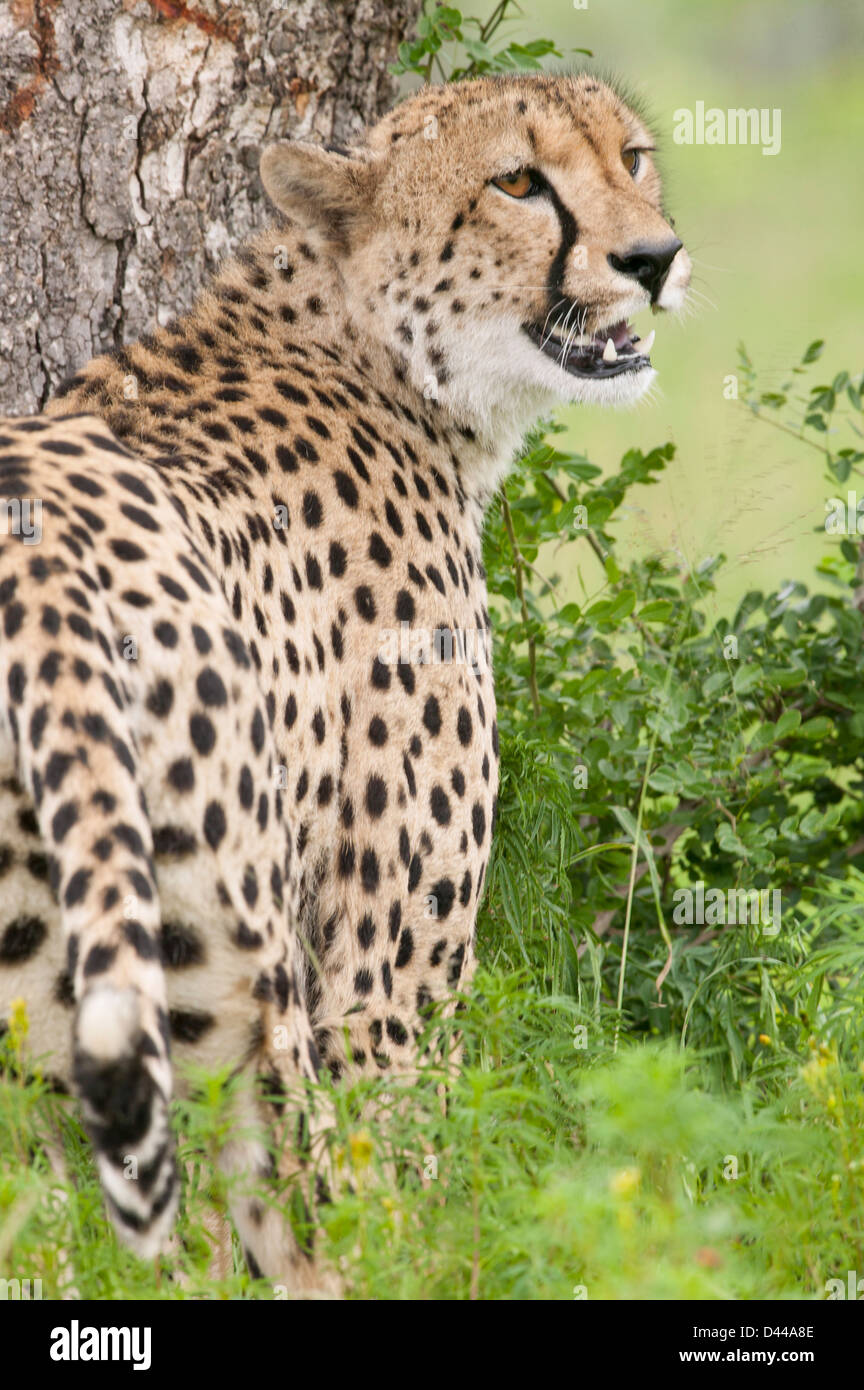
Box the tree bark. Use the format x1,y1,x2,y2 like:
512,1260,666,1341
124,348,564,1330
0,0,421,415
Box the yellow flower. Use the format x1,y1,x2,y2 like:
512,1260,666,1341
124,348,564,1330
10,997,28,1041
609,1166,641,1197
801,1056,829,1092
349,1130,374,1169
8,997,29,1068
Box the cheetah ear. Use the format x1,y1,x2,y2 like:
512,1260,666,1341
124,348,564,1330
260,141,376,252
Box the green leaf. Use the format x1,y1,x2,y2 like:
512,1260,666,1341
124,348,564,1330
802,339,825,364
648,768,679,794
799,808,825,838
585,590,635,625
702,670,731,698
716,822,748,858
638,600,675,623
557,602,582,623
589,497,615,528
774,709,802,739
508,39,560,58
749,722,776,752
732,664,762,694
464,38,493,62
798,716,833,740
585,597,614,621
832,455,852,482
750,708,801,750
766,666,807,689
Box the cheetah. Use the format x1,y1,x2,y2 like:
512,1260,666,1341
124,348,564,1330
0,72,690,1289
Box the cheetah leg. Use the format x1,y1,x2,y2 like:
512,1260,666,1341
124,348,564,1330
217,1077,341,1300
42,1134,81,1299
162,1155,235,1288
199,1203,234,1282
206,951,341,1299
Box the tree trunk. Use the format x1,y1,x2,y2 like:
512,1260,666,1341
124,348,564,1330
0,0,421,415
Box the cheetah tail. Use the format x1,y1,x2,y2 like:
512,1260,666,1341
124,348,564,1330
0,564,178,1257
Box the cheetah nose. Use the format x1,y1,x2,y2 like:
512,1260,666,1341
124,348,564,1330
607,238,683,303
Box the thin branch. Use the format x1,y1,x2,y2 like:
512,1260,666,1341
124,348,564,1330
743,405,832,458
540,470,567,502
479,0,511,42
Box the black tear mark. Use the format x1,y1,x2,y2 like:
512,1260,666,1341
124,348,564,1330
543,176,580,306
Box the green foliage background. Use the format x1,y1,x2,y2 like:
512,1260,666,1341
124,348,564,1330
451,0,864,612
1,2,863,1302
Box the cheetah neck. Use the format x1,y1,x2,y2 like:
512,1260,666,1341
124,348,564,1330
47,221,525,513
224,224,533,489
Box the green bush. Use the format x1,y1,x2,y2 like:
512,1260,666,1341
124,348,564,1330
485,342,864,1095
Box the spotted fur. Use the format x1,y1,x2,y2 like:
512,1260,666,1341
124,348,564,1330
0,72,688,1287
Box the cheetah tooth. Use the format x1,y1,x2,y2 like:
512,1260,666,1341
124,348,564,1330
640,330,655,355
602,338,617,363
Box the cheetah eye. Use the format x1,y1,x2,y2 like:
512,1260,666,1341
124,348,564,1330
622,148,652,178
491,170,543,199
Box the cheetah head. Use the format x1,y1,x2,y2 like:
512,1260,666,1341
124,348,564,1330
261,73,690,445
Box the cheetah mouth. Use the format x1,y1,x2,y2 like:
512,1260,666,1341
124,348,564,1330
523,318,653,378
